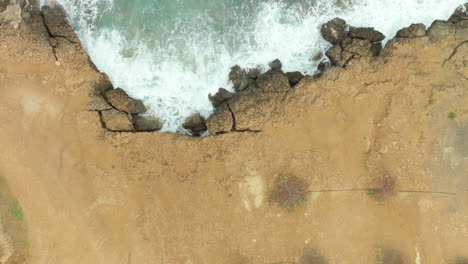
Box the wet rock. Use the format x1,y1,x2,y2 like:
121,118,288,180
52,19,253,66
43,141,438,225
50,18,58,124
101,109,134,132
285,71,305,86
247,68,260,79
208,88,235,107
134,115,163,132
206,103,234,134
0,0,10,12
320,17,348,44
182,113,207,135
269,59,282,71
229,65,255,92
427,20,456,42
317,61,331,72
349,26,385,42
41,3,80,43
311,51,324,61
396,23,426,38
104,88,147,114
449,3,468,23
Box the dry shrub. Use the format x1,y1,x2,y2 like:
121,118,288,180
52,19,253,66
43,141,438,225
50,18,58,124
368,174,396,201
269,175,308,210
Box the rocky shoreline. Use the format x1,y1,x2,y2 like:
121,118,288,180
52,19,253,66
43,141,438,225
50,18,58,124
1,0,467,137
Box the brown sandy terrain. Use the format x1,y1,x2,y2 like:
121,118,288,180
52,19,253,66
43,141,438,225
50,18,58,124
0,2,467,264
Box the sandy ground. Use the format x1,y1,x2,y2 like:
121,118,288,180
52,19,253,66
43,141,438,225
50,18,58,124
0,7,467,264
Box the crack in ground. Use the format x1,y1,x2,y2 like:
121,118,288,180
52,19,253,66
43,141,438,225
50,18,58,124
443,40,468,66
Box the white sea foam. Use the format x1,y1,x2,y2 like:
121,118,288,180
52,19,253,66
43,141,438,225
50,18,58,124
44,0,466,132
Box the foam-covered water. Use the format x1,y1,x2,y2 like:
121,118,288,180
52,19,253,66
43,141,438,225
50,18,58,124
42,0,465,132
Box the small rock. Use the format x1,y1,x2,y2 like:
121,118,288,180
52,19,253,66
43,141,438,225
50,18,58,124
427,20,456,42
182,113,207,135
317,61,330,72
134,115,163,132
101,109,134,132
311,51,323,61
208,88,235,107
320,18,348,44
104,88,147,114
325,44,344,66
448,3,468,23
349,27,385,42
269,59,282,71
396,23,426,38
285,71,305,86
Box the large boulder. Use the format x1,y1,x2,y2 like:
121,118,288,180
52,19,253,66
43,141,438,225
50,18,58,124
449,3,468,23
101,109,134,132
427,20,456,42
41,3,80,43
104,88,147,114
208,88,235,107
134,115,163,132
86,93,113,111
320,18,348,44
182,113,207,136
349,27,385,42
396,24,426,38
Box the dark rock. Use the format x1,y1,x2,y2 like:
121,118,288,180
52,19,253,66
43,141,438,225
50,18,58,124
41,3,80,43
342,38,373,56
269,59,282,71
311,51,323,61
134,115,163,132
94,73,114,93
247,68,260,79
320,18,348,44
229,65,255,92
427,20,456,42
101,109,134,132
208,88,235,107
86,93,113,111
104,88,147,114
396,23,426,38
370,42,382,56
349,27,385,42
317,61,331,72
182,113,207,135
285,71,305,86
256,70,290,93
206,103,233,134
0,0,10,12
325,44,344,66
449,3,468,23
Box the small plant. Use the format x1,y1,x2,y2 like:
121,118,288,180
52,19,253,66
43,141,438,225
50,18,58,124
448,112,457,120
9,199,24,221
367,174,396,201
269,175,308,211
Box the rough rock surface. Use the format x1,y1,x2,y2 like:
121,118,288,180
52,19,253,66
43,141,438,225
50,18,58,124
134,115,163,132
104,88,147,114
101,109,134,132
396,23,427,38
41,3,80,43
0,3,21,27
427,20,456,42
208,88,235,107
182,113,207,135
269,59,283,71
0,0,10,12
229,65,256,92
206,103,234,134
320,17,347,44
285,71,305,86
349,26,385,42
449,3,468,23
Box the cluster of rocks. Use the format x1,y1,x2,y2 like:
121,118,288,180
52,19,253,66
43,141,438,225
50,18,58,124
87,75,164,132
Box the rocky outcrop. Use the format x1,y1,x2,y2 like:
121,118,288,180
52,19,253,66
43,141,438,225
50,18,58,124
396,24,426,38
104,88,147,114
229,65,258,92
322,19,385,67
0,1,21,28
182,113,207,136
40,3,79,43
208,88,235,107
285,71,305,86
449,3,468,23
